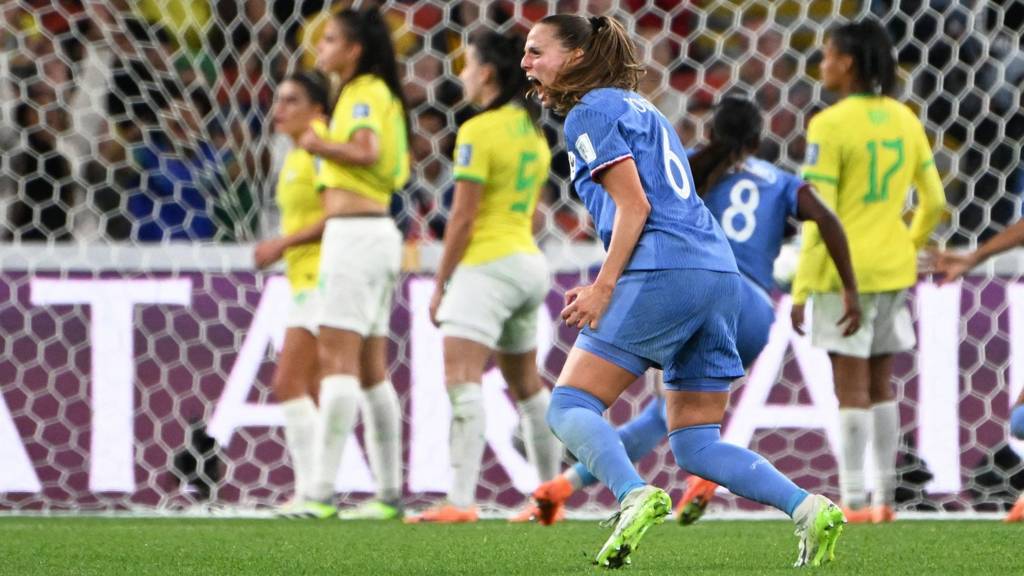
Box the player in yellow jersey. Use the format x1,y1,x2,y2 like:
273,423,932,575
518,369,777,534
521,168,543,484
791,20,946,524
297,6,410,521
404,31,560,524
253,72,331,518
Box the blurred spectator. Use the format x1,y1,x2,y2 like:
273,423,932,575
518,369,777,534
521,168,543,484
127,94,228,241
7,90,76,241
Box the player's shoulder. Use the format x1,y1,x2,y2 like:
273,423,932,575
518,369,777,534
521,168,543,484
807,102,846,131
344,74,390,101
567,88,636,126
459,107,499,135
740,157,787,186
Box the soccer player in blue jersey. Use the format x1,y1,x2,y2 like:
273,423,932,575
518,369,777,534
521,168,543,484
531,97,861,527
523,16,847,568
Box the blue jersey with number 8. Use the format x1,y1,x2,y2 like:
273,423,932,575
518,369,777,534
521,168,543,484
701,157,803,293
563,88,736,273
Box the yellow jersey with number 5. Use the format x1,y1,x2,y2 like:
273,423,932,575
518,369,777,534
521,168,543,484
452,104,551,266
792,95,945,303
317,74,410,204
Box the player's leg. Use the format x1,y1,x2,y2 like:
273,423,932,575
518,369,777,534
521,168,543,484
309,327,363,515
337,335,404,520
812,291,875,522
274,324,320,513
312,218,398,518
499,348,565,522
867,353,897,523
677,277,776,525
865,290,915,523
534,392,666,525
551,346,669,568
665,271,842,567
404,336,491,524
495,261,564,521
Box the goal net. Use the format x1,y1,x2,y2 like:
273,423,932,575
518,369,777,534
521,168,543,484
1,0,1022,516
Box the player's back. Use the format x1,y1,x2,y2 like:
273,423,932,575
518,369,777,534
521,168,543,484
700,157,801,293
803,95,933,287
564,88,735,273
453,104,550,266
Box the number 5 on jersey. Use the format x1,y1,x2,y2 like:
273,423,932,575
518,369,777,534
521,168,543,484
510,151,539,213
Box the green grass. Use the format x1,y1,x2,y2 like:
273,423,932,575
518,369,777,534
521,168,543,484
0,517,1018,575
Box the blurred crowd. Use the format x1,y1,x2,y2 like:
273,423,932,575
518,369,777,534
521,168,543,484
0,0,1020,245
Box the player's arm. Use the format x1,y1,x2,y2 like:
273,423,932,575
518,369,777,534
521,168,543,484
791,114,840,333
299,127,379,167
430,181,482,325
562,158,649,329
933,219,1024,284
908,122,946,250
795,183,860,335
253,218,328,269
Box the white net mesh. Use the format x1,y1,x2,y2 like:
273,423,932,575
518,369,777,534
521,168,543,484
1,0,1023,516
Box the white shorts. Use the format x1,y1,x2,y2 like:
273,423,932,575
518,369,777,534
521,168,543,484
810,290,916,359
317,217,402,337
286,287,321,336
437,252,550,354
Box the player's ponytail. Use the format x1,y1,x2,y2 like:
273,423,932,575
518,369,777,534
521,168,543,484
690,96,763,197
333,7,409,117
470,31,541,126
538,14,644,115
829,19,897,96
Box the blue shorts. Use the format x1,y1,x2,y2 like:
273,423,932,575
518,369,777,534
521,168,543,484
735,275,775,368
574,268,745,392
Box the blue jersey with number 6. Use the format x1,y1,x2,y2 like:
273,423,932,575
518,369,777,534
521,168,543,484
701,157,803,293
564,88,736,273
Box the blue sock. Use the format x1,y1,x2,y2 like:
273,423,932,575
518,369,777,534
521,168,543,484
1012,405,1024,440
547,386,646,503
669,424,809,517
573,397,667,488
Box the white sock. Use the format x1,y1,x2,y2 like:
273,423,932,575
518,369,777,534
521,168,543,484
311,374,360,502
837,408,871,509
448,383,485,509
564,467,585,491
362,381,403,503
870,401,899,508
517,387,561,482
280,395,318,501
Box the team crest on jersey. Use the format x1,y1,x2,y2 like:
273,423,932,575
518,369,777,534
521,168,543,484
575,133,597,164
353,103,370,119
568,151,577,180
457,144,473,166
805,143,819,165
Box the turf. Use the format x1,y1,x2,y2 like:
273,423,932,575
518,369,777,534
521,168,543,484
0,517,1017,575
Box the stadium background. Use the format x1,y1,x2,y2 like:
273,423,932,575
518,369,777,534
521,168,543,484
0,0,1023,518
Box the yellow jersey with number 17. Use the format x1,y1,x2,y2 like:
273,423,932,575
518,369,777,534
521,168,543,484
277,120,328,292
453,104,551,266
317,74,410,204
792,95,945,303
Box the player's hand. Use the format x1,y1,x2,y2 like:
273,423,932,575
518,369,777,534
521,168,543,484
297,127,322,154
838,288,862,337
253,238,286,269
927,247,976,285
791,302,806,336
561,282,613,330
429,285,444,328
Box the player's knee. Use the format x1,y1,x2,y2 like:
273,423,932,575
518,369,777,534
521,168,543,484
546,386,601,436
1011,405,1024,440
668,425,720,472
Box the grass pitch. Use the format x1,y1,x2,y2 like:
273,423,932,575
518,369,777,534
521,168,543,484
0,517,1017,575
